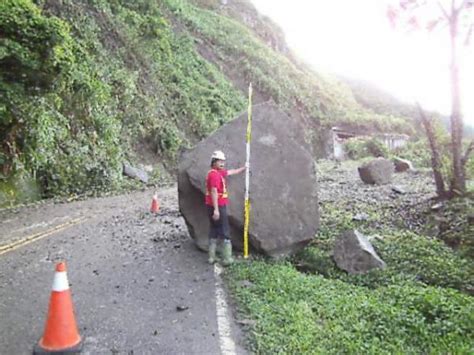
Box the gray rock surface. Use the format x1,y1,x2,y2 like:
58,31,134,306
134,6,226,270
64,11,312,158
123,163,149,183
358,158,394,185
352,213,369,221
392,185,406,194
178,103,320,257
333,230,386,274
393,157,414,172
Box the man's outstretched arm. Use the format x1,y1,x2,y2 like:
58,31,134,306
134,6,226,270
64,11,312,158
227,166,246,176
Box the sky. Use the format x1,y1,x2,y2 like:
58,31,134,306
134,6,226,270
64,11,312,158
250,0,474,126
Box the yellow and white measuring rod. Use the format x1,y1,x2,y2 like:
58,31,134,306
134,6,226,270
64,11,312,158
243,83,252,259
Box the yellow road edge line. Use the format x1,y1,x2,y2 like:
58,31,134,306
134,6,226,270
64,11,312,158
0,217,86,256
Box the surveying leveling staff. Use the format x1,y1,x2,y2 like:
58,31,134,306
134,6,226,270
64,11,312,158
206,150,246,266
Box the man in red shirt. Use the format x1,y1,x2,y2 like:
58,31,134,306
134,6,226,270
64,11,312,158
206,150,246,265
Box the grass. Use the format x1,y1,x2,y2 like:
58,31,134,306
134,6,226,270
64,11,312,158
226,260,474,354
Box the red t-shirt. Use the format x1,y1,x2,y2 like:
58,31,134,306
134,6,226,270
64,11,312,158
205,169,228,206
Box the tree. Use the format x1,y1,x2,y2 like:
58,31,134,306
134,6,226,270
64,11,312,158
387,0,474,196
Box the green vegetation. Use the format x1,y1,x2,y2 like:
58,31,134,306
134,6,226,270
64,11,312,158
344,136,389,159
0,173,41,207
1,0,245,203
1,0,417,206
163,0,412,133
227,261,473,354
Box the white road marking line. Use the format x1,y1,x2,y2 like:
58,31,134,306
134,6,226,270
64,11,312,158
214,263,237,355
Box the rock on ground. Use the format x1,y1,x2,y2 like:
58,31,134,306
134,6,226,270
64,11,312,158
358,158,394,185
123,163,149,183
393,157,414,172
333,230,386,274
178,103,319,257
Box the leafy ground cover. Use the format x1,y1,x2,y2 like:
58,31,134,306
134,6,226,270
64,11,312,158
226,261,473,354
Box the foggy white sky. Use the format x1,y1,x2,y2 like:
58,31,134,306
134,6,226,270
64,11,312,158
250,0,474,125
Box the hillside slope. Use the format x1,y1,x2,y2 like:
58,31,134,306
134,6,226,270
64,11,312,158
1,0,411,205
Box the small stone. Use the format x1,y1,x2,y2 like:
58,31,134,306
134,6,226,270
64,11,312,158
352,213,369,221
391,185,406,194
237,319,257,326
176,305,189,312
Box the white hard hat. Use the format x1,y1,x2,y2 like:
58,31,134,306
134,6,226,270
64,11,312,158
211,150,226,161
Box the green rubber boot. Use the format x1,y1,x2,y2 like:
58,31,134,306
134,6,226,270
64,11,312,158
208,239,217,264
222,240,234,266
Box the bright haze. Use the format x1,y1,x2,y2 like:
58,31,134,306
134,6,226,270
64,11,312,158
251,0,474,126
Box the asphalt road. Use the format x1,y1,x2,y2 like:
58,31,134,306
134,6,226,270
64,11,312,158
0,187,247,354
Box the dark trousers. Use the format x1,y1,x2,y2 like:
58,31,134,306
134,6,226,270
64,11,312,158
207,205,230,240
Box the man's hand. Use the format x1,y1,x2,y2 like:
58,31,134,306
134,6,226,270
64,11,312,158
212,209,220,221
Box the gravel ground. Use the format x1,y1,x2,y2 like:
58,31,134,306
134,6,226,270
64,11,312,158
317,160,438,233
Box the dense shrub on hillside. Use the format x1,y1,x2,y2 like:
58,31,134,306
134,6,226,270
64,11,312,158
1,0,245,198
163,0,412,133
1,0,123,196
344,137,389,159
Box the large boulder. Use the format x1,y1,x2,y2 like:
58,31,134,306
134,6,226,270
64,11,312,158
178,103,319,257
393,157,414,172
358,158,394,185
333,230,386,274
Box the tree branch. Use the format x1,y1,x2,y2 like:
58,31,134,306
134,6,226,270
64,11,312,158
456,0,470,13
465,23,473,45
461,139,474,166
438,1,451,20
417,102,447,197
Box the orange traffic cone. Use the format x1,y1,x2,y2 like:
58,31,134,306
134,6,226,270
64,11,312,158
150,194,160,213
34,262,83,354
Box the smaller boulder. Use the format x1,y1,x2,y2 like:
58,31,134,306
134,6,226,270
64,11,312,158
391,185,406,194
358,158,394,185
333,230,386,274
123,163,149,183
352,213,369,221
393,157,414,172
